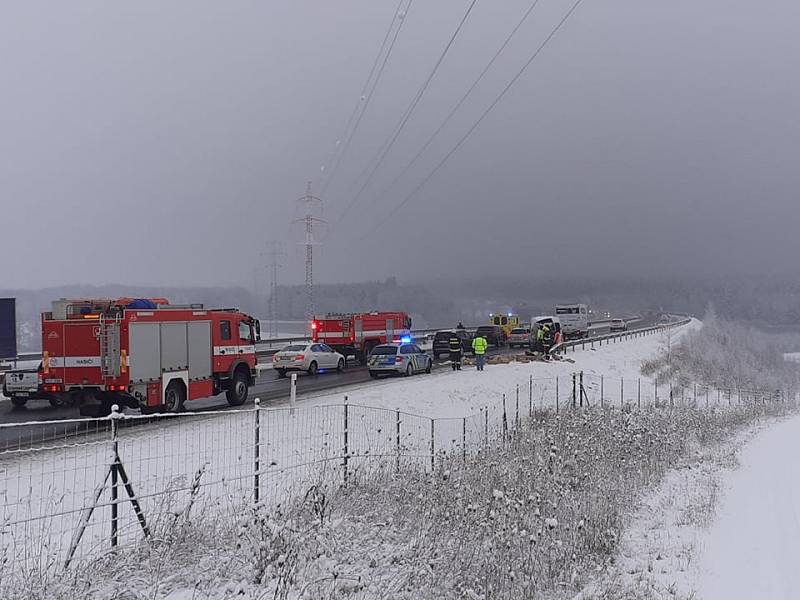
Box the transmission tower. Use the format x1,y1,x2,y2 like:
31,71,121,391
263,242,287,339
293,182,326,326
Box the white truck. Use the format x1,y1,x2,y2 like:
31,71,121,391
1,363,68,408
555,303,589,340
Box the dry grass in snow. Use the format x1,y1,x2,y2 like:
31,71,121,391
22,399,793,600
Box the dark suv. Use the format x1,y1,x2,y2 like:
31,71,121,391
474,325,506,349
432,330,474,359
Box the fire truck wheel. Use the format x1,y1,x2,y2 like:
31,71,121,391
164,381,185,413
226,369,249,406
307,361,318,376
336,358,345,372
10,396,28,408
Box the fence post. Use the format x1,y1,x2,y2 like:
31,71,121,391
462,417,467,463
529,374,533,417
572,373,577,409
655,380,658,405
515,384,520,429
430,419,435,472
669,383,673,408
253,398,261,506
638,378,641,409
579,371,584,408
693,383,697,407
620,378,624,408
484,406,489,444
343,397,349,484
705,387,709,408
601,375,604,408
110,405,120,547
502,394,508,442
395,408,401,473
556,377,559,413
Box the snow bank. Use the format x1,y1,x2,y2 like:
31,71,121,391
697,415,800,599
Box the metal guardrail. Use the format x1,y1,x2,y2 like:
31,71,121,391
550,317,692,356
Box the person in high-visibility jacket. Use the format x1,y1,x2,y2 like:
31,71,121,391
472,334,488,371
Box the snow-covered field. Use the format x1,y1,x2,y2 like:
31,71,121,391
0,321,699,582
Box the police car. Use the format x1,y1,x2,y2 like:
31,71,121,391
367,341,433,378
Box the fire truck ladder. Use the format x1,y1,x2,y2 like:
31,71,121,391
99,312,122,378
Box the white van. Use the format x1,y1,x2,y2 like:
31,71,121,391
554,304,589,340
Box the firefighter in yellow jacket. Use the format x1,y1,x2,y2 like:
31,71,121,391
472,334,488,371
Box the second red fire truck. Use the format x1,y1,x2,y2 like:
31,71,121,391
311,311,412,364
36,298,260,415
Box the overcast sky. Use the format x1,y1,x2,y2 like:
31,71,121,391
2,0,799,290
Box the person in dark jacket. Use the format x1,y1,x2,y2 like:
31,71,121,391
456,322,465,330
448,333,463,371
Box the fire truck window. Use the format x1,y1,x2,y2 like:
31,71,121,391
220,320,231,341
501,317,508,325
239,321,252,342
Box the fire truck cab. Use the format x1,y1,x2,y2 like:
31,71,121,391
41,298,260,416
312,311,412,365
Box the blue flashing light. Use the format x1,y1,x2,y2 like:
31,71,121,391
400,336,412,344
507,312,513,317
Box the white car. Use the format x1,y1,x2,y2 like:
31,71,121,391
272,343,346,377
609,318,627,332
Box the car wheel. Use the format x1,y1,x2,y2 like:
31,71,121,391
48,396,66,408
336,358,345,372
164,381,186,413
226,368,249,406
425,360,432,374
277,368,287,378
370,371,379,379
308,361,318,376
10,396,28,408
405,363,413,377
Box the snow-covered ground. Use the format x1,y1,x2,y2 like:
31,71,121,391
575,411,800,600
696,415,800,599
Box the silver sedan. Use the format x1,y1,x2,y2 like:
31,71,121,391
272,343,346,377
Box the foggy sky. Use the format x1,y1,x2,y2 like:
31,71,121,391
2,0,799,290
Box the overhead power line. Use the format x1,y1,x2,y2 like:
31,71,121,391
375,0,543,203
319,0,413,197
358,0,586,241
335,0,480,225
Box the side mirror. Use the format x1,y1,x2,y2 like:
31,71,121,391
255,320,261,341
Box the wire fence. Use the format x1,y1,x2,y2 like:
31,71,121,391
0,370,794,582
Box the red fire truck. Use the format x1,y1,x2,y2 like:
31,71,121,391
39,298,260,415
311,311,412,364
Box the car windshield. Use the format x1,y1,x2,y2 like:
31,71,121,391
511,328,528,334
282,345,307,352
371,346,398,356
476,327,494,334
